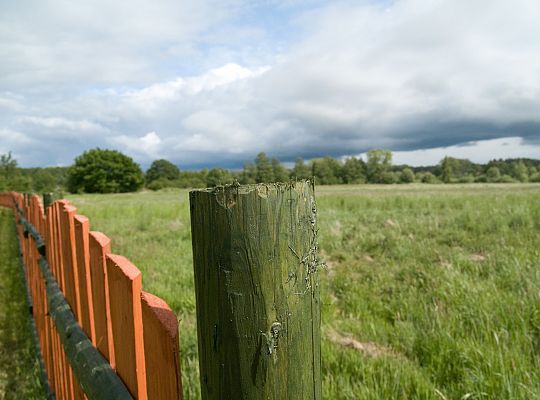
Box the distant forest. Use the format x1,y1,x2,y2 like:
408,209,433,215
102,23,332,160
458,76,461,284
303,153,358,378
1,149,540,194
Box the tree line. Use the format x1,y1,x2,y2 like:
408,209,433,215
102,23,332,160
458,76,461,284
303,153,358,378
1,149,540,194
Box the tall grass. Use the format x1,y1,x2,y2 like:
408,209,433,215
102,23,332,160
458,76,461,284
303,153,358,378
0,209,45,399
66,184,540,399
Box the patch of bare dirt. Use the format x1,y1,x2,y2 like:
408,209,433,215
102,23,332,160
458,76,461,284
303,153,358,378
362,255,374,263
469,254,486,262
327,330,397,358
384,218,398,228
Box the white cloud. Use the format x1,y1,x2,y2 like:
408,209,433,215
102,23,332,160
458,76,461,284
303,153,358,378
267,0,540,131
110,131,163,161
0,94,23,112
180,110,255,153
0,128,36,164
385,137,540,166
0,128,34,145
1,0,540,167
0,0,243,89
123,63,270,109
20,116,109,133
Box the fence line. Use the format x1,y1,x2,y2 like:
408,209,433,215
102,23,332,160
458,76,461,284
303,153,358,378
0,192,182,400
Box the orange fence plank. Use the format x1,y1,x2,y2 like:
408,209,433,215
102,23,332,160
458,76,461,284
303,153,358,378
52,201,66,290
1,192,188,400
59,204,77,400
45,204,59,397
52,201,72,400
74,215,96,343
60,204,82,321
141,292,182,400
88,232,115,366
107,254,147,399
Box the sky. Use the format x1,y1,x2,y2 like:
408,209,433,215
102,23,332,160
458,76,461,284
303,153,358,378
1,0,540,169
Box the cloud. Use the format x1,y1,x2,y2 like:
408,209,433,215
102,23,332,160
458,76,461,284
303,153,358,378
20,116,110,133
0,93,23,112
123,63,269,109
110,131,163,160
0,0,243,90
366,137,540,166
259,0,540,147
0,128,36,163
1,0,539,167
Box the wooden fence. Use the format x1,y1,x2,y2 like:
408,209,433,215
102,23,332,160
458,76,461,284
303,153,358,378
1,182,321,400
0,192,182,400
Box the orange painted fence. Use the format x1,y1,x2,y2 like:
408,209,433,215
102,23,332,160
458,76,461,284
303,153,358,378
0,192,182,400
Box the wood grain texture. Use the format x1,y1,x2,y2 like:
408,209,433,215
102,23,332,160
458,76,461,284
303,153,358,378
190,182,322,400
141,291,182,400
45,204,59,396
106,254,147,399
89,231,115,367
53,201,72,399
60,204,82,321
74,214,96,343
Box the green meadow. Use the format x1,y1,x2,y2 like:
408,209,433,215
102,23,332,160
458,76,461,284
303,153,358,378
2,183,540,399
0,209,46,399
69,183,540,399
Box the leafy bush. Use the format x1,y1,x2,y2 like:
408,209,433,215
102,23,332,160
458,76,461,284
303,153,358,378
146,159,180,184
419,172,438,184
400,168,415,183
499,174,516,183
67,149,144,193
147,178,173,191
458,174,475,183
529,172,540,183
206,168,233,187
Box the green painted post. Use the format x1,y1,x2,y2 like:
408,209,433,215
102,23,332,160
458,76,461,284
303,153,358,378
43,192,58,209
189,181,322,400
43,193,55,209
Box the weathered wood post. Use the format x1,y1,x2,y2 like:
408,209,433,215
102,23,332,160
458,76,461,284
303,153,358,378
190,181,321,400
43,192,56,209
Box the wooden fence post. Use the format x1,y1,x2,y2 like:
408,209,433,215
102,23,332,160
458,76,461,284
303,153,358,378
189,181,322,400
106,254,147,399
43,193,55,209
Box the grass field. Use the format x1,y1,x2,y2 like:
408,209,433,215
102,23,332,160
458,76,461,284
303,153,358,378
66,183,540,399
0,209,45,399
2,183,539,399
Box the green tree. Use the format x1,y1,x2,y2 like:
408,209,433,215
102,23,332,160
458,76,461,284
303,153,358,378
255,152,274,183
239,163,257,184
440,157,453,183
0,152,17,180
0,152,30,191
31,169,58,192
419,172,438,184
67,148,144,193
511,161,529,182
206,168,233,187
458,173,475,183
291,157,311,180
312,156,342,185
146,159,180,184
530,171,540,183
438,157,479,182
271,158,289,182
400,167,415,183
341,157,366,183
366,149,392,183
486,166,501,182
